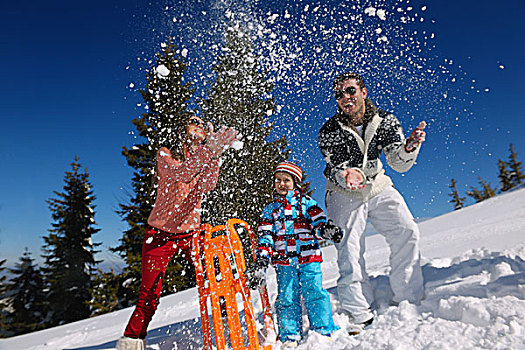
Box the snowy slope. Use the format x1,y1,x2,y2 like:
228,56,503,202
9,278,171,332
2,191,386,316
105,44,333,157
2,188,525,350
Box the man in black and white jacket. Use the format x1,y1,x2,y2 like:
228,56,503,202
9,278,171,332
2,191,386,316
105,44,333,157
318,72,426,330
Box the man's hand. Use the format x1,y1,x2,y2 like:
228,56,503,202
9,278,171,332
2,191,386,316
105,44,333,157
405,121,426,152
340,168,366,191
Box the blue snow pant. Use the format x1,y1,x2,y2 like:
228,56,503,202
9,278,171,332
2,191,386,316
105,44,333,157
274,261,339,342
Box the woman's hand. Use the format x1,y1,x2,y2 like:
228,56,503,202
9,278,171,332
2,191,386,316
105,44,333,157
206,123,239,157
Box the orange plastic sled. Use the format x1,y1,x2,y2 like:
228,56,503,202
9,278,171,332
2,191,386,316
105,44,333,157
233,219,277,346
192,218,274,350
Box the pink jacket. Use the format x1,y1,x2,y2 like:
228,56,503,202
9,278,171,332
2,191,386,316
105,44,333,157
147,146,220,234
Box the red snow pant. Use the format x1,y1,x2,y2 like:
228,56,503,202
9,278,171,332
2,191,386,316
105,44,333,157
123,225,201,339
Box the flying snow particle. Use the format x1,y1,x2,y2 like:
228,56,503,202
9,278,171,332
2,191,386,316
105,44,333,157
268,13,279,23
181,48,188,57
364,7,377,17
365,7,386,20
128,83,135,88
156,64,170,77
499,65,505,69
231,141,244,150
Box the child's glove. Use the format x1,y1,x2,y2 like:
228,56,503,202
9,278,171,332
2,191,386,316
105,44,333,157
245,256,269,290
319,220,343,243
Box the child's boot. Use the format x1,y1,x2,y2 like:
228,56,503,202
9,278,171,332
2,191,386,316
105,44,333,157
282,340,299,348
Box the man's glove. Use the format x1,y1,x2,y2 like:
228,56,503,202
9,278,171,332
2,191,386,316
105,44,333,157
319,220,343,244
245,257,269,290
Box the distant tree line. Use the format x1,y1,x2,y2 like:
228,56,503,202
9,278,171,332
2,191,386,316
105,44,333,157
448,143,525,210
0,23,297,337
0,157,99,336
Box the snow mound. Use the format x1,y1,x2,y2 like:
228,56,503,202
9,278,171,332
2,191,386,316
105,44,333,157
2,189,525,350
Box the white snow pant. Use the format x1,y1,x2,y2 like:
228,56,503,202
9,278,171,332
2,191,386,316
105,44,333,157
326,186,424,323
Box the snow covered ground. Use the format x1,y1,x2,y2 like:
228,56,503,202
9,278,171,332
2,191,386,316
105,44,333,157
2,188,524,350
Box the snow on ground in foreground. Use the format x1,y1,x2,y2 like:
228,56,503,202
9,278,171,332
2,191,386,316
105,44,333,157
1,188,525,350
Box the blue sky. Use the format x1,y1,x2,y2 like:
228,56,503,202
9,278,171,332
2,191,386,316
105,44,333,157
1,0,524,267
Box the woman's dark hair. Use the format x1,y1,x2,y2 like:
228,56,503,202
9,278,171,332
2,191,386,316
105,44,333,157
167,115,205,162
151,116,197,189
170,123,189,162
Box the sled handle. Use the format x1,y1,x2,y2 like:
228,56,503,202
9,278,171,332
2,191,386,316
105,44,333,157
192,223,211,271
226,218,258,260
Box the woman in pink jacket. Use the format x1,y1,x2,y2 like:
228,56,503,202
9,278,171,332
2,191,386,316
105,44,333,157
117,116,238,350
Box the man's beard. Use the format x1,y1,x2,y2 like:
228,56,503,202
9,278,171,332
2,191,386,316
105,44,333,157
342,102,365,125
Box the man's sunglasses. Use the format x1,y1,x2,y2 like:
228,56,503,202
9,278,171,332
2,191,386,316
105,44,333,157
334,86,357,100
188,118,206,128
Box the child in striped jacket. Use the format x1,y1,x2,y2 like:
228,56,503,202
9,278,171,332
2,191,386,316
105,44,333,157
247,161,342,347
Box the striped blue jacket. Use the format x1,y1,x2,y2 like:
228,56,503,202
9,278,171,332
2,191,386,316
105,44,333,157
256,190,327,265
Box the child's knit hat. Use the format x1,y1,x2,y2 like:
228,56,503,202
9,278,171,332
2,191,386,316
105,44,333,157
275,161,303,187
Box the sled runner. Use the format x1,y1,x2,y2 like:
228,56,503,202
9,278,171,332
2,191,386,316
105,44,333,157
192,218,275,350
228,219,277,348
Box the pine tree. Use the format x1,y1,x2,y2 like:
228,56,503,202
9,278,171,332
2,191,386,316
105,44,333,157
466,185,483,203
4,249,46,335
41,157,100,325
508,143,525,186
200,23,289,253
112,39,196,308
448,178,466,210
467,176,496,203
0,258,9,338
497,159,514,192
300,173,314,197
480,177,497,199
89,268,120,316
